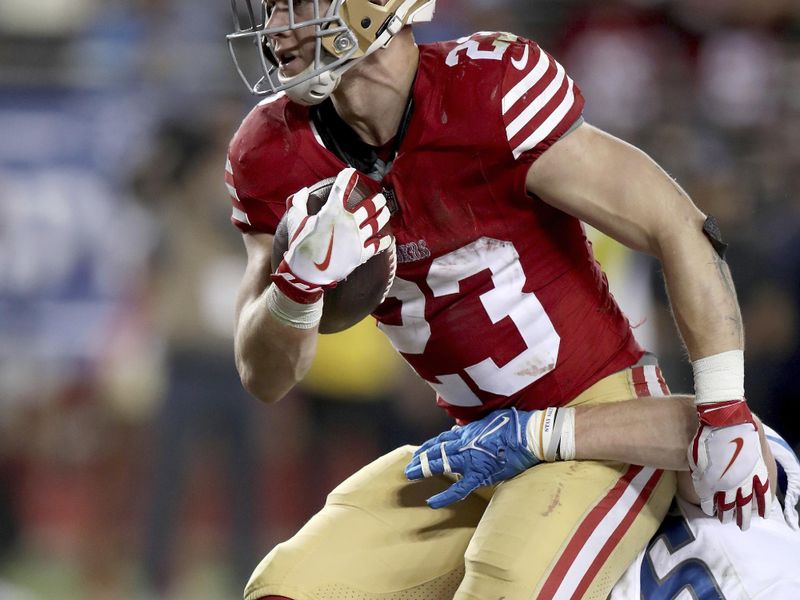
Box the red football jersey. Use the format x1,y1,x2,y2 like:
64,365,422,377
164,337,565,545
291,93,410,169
226,32,645,423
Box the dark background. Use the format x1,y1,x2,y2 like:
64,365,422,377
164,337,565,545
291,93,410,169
0,0,798,597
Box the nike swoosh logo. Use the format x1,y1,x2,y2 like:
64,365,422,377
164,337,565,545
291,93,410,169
477,416,509,444
462,415,510,454
314,227,335,270
720,437,744,480
511,45,529,71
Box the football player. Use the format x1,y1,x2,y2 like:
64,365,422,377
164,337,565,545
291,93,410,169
225,1,772,598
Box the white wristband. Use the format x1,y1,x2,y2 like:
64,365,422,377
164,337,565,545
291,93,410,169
692,349,744,405
526,407,576,461
558,407,576,461
265,285,323,330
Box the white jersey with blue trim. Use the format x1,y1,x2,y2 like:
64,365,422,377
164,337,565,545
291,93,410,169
611,428,800,600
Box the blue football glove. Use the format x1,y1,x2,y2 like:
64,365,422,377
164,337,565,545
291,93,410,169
404,408,540,509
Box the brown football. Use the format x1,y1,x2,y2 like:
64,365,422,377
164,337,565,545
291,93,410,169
271,177,395,334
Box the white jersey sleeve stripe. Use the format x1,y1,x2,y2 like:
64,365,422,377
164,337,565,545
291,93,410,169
501,48,550,115
512,77,575,159
505,61,566,140
232,206,251,225
226,155,251,226
225,181,240,201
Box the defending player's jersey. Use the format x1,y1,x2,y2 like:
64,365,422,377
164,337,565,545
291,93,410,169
611,429,800,599
226,32,645,423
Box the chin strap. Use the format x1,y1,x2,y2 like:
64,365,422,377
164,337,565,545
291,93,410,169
280,22,414,105
282,67,340,105
282,52,367,105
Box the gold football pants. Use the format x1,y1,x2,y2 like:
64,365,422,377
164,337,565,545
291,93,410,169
245,364,676,600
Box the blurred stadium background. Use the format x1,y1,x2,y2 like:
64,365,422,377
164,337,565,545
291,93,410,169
0,0,798,597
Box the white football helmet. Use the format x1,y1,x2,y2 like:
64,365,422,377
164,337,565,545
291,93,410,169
227,0,436,105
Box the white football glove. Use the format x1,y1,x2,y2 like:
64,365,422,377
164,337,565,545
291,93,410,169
688,399,771,530
271,168,393,303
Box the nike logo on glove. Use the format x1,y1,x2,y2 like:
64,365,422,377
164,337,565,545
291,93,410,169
314,227,335,270
720,437,744,480
462,415,509,454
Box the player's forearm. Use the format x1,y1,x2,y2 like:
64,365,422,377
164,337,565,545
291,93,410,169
604,142,745,359
604,140,746,359
234,284,318,404
657,221,744,360
574,396,697,470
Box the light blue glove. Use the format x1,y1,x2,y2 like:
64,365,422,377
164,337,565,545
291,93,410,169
404,408,540,509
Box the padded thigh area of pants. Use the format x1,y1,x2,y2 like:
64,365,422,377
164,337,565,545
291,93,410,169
244,446,488,600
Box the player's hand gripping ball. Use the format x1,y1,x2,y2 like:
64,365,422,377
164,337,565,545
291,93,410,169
271,168,396,333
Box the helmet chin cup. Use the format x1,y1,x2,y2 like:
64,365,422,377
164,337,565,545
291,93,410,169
280,64,341,106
